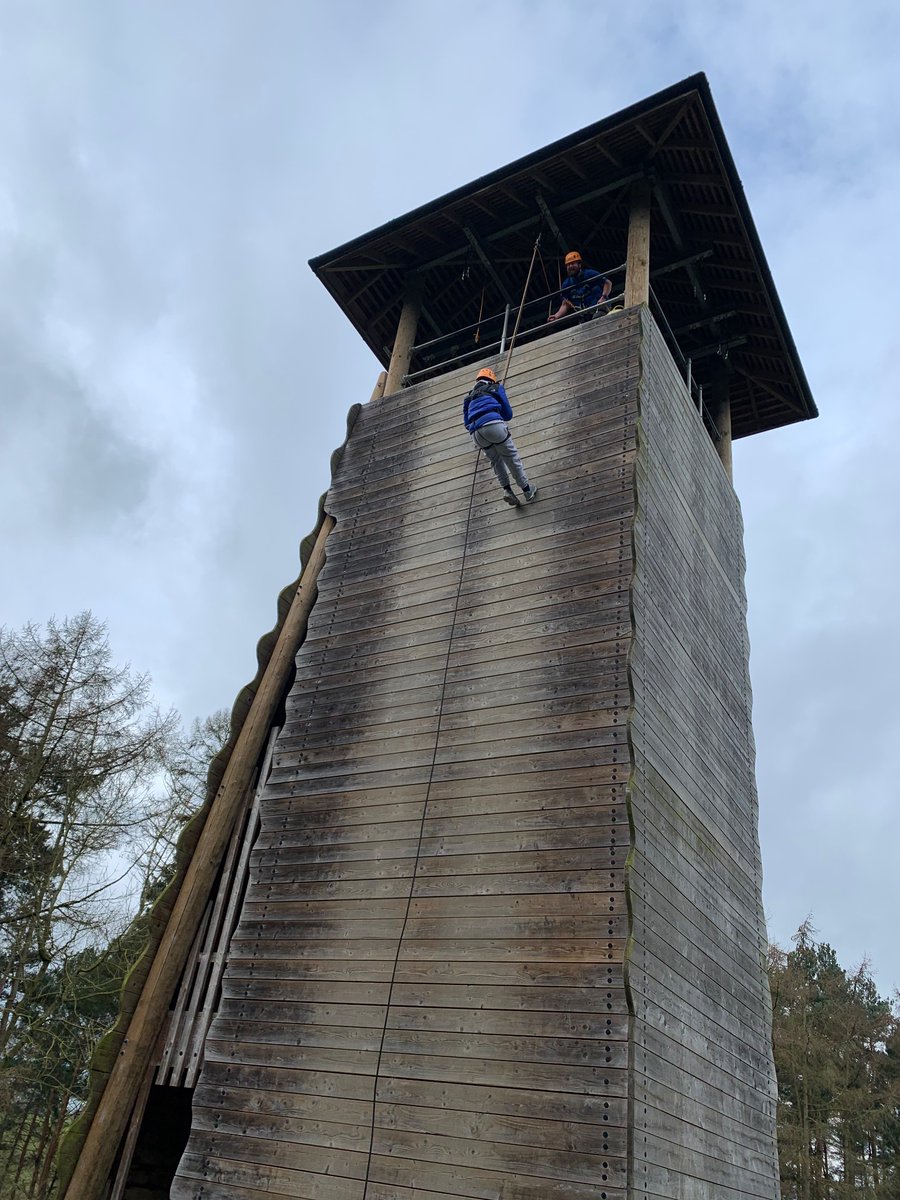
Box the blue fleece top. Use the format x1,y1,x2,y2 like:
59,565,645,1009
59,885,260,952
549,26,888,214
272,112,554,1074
463,380,513,432
561,266,610,310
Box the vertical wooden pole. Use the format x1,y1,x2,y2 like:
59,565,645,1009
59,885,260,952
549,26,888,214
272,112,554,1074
717,397,733,480
624,179,652,309
62,516,337,1200
370,370,387,404
710,361,733,480
384,275,422,395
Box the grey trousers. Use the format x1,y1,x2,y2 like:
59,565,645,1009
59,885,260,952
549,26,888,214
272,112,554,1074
472,420,530,490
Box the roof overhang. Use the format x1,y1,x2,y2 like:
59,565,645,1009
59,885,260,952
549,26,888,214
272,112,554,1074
310,73,816,439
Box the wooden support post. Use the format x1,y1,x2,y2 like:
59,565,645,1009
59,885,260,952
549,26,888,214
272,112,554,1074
717,396,733,480
370,370,387,403
709,361,733,480
384,275,422,395
624,179,652,309
62,515,336,1200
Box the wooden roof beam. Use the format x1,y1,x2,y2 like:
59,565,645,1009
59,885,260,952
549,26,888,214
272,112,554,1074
687,334,747,360
650,247,714,276
679,202,741,219
321,261,406,273
556,172,644,216
674,309,738,335
347,271,393,307
736,366,807,415
634,120,657,148
466,193,501,221
559,152,587,180
415,168,647,274
651,178,737,346
744,375,762,425
665,172,731,187
592,138,622,167
649,100,693,153
463,225,514,306
498,184,529,210
584,195,628,247
535,193,570,253
418,303,443,339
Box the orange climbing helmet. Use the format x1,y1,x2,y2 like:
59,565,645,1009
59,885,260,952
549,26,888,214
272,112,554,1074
475,367,497,383
565,251,582,265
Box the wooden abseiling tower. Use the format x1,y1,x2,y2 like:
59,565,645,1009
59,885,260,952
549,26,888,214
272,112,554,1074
166,309,780,1200
59,75,816,1200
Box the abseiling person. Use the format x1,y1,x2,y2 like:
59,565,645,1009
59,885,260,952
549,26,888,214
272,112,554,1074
548,250,612,321
462,368,538,508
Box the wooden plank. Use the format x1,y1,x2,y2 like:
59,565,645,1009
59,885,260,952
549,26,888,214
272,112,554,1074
371,1126,626,1186
252,848,622,889
378,1100,627,1154
230,913,627,945
252,824,625,865
368,1152,625,1200
192,1102,370,1151
251,865,622,901
179,1141,363,1195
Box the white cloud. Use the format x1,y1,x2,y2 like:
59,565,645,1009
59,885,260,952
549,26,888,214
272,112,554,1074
1,0,898,990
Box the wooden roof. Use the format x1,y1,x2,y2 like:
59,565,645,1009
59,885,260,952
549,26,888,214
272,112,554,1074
309,73,816,440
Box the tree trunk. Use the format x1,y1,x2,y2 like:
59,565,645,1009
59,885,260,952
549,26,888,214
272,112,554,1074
11,1105,41,1190
32,1101,67,1200
28,1104,53,1198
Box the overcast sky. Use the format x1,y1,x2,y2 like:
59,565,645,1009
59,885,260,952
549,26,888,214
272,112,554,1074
2,1,898,993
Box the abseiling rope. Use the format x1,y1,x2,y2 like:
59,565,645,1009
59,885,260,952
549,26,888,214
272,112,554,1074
360,444,483,1200
501,232,542,386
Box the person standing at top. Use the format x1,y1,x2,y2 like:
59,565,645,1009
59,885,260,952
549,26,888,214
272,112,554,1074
548,251,612,321
463,368,538,508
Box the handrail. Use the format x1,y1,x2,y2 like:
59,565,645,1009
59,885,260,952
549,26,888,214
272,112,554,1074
403,291,626,384
410,262,627,356
648,284,721,438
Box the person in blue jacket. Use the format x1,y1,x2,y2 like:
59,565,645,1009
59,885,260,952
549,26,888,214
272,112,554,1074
463,367,538,507
548,250,612,322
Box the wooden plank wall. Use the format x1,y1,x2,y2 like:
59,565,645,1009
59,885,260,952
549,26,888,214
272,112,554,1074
627,309,780,1200
171,311,641,1200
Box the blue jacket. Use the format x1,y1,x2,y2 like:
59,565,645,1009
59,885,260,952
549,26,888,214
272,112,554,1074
463,380,513,431
561,266,610,310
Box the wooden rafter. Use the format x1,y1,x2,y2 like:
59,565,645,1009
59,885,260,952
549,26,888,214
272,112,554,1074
535,193,569,252
463,226,514,306
650,100,693,153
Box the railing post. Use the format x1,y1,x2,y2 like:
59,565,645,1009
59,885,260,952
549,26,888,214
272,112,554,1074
499,303,511,354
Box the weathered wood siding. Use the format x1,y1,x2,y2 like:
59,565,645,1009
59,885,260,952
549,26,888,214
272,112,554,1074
170,307,778,1200
627,308,779,1199
172,311,640,1200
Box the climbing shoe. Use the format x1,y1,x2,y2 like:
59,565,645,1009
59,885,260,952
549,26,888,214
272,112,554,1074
522,485,539,504
502,489,519,506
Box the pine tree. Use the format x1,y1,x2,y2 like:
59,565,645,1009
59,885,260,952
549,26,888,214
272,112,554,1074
0,614,226,1199
769,921,900,1198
